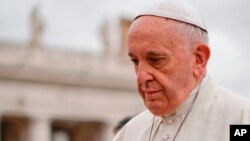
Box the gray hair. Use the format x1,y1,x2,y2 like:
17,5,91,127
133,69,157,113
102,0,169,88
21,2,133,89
175,20,209,47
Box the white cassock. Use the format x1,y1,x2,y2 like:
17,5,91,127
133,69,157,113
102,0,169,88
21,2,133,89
112,75,250,141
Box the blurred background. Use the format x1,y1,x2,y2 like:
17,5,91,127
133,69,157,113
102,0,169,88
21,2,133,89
0,0,249,141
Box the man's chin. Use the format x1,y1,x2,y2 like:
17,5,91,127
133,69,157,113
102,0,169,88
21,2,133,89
148,110,166,116
146,103,166,116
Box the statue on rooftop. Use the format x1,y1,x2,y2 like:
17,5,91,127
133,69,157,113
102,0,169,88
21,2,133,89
30,6,44,49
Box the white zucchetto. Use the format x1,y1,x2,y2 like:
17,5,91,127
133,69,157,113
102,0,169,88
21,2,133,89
134,0,207,32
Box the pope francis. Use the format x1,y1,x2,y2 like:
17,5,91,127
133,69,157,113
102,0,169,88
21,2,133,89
112,0,250,141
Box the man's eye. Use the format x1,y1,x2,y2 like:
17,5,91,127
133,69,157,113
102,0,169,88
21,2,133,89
131,59,139,65
148,57,168,69
148,58,161,63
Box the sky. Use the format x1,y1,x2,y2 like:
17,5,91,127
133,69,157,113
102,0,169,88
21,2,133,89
0,0,250,98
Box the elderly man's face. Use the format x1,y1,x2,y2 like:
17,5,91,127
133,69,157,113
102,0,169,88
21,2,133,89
127,16,198,116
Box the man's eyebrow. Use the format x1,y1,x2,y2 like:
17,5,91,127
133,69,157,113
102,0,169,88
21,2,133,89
147,51,167,56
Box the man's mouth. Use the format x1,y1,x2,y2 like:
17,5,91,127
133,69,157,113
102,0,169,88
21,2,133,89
144,90,162,95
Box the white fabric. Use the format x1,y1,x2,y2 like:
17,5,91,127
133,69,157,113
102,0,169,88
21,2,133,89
112,75,250,141
135,0,207,31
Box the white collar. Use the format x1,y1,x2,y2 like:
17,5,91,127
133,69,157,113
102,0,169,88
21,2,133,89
160,74,213,120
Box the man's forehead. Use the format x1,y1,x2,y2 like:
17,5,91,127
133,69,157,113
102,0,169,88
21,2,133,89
130,16,174,31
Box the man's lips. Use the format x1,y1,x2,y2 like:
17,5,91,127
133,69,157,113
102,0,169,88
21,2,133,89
143,90,162,95
144,90,162,101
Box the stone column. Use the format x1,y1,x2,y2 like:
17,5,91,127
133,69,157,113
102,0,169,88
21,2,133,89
28,118,51,141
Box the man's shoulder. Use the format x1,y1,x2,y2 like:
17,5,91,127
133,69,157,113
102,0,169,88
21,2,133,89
205,75,250,108
217,86,250,108
213,86,250,122
112,111,153,141
126,110,153,127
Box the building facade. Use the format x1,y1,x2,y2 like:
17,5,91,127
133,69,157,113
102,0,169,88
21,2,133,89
0,17,144,141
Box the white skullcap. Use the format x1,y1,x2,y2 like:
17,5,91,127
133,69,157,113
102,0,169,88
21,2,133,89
135,0,207,32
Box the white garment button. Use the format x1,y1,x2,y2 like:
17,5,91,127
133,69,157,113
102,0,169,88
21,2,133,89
167,119,173,124
162,134,171,141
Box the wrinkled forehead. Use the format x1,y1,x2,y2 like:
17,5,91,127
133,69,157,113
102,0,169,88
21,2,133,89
127,16,186,54
128,16,177,37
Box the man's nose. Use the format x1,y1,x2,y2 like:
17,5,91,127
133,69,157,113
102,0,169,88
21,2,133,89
137,67,153,84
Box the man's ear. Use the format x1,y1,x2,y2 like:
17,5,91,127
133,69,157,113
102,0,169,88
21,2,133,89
193,44,210,77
